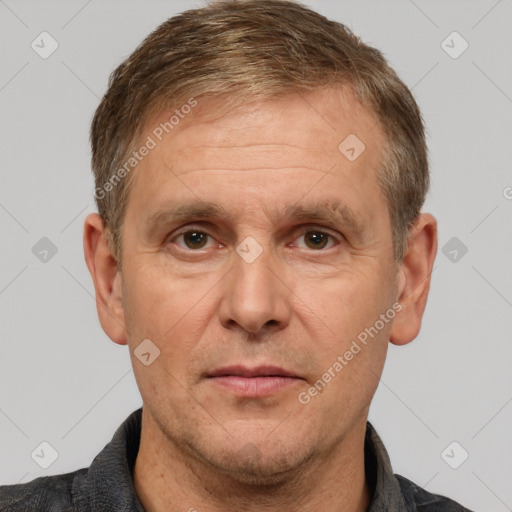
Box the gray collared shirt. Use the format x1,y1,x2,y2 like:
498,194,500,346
0,408,473,511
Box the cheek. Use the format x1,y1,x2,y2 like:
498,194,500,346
293,266,393,400
124,259,215,338
295,268,388,343
122,261,221,391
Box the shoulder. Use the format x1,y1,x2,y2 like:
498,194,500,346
0,470,85,512
396,474,475,511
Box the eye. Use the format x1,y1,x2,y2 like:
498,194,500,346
174,230,215,250
295,230,337,250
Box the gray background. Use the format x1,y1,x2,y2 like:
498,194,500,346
0,0,511,510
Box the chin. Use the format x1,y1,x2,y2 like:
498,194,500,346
188,433,317,487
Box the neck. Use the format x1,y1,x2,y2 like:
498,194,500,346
133,411,370,512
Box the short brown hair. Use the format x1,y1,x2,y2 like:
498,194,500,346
90,0,429,265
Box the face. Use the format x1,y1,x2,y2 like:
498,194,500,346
101,87,403,481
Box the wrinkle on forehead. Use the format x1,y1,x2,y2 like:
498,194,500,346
163,166,331,176
168,145,338,176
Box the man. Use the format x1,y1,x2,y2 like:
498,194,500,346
0,0,473,510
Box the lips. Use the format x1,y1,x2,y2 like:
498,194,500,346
207,365,299,379
206,365,303,397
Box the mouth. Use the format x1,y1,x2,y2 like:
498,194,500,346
206,365,304,397
208,365,300,379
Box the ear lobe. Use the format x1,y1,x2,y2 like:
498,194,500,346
389,213,437,346
83,213,127,345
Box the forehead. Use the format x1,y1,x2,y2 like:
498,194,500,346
127,87,387,226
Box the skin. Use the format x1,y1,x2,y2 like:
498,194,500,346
84,86,437,512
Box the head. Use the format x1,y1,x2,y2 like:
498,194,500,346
84,0,437,485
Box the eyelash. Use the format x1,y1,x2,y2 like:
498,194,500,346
169,226,341,252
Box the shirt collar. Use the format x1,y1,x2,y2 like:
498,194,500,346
71,408,145,512
365,421,409,511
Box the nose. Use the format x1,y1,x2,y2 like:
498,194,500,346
218,244,291,336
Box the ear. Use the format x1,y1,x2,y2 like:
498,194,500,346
83,213,127,345
390,213,437,346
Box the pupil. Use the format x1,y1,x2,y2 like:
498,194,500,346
306,232,327,249
186,231,206,248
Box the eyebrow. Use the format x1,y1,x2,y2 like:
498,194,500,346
145,201,229,231
144,199,366,239
281,200,366,238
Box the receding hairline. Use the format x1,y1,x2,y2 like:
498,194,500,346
132,82,375,152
